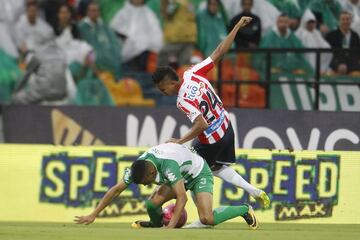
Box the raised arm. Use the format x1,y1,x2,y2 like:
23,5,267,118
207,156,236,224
210,16,253,64
74,180,128,225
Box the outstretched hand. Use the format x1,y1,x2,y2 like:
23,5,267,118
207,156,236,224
237,16,253,28
74,214,96,225
165,138,180,144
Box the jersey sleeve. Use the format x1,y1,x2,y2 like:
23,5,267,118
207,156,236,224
123,167,133,186
177,98,202,123
161,160,183,186
188,57,214,76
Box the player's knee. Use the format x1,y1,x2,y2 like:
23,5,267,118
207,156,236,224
210,164,223,171
145,199,162,210
147,197,163,207
199,214,214,225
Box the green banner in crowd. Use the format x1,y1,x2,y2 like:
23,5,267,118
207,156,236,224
270,74,360,111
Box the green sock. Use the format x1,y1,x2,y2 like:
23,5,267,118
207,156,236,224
213,205,249,225
145,200,163,227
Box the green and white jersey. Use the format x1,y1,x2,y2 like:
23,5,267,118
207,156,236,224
123,143,206,188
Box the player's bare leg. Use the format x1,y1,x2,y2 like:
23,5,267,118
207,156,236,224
132,184,176,228
185,192,215,228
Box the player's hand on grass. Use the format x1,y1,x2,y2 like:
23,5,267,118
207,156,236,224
237,16,252,28
74,214,96,225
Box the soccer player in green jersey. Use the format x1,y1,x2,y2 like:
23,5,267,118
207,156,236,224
75,143,258,229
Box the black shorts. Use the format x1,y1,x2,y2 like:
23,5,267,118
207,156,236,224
192,123,236,168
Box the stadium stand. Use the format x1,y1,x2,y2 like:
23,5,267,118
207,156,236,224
75,77,114,106
0,50,22,104
98,72,155,107
0,0,359,109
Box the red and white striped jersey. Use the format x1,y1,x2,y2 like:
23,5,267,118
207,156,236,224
177,57,230,144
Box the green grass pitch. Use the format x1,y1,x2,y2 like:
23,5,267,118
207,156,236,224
0,222,359,240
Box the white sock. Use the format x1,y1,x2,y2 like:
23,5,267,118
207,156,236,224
213,165,262,197
183,220,213,229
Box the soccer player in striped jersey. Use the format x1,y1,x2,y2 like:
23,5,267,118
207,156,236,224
75,143,258,229
152,16,270,228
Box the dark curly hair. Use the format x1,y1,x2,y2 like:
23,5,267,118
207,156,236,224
152,66,179,84
131,160,148,184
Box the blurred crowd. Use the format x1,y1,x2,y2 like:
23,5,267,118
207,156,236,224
0,0,360,107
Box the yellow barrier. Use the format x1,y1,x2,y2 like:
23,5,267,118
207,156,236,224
0,144,359,224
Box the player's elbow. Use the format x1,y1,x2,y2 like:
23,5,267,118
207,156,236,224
182,194,188,203
210,49,222,64
200,121,209,131
195,116,209,131
199,214,214,225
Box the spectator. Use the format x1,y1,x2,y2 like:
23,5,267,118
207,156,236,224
0,20,18,58
15,1,54,53
55,4,93,69
221,0,280,35
342,0,360,36
12,36,67,104
256,14,313,75
54,4,80,38
296,10,332,73
78,2,122,78
77,0,92,18
158,0,197,66
229,0,261,49
110,0,163,71
196,0,227,57
267,0,301,30
40,0,67,30
326,11,360,75
0,49,22,103
309,0,343,35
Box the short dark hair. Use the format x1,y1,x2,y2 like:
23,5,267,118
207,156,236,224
131,160,147,184
340,11,352,18
58,4,75,16
207,0,220,5
241,0,253,6
26,0,38,9
152,66,179,84
87,1,99,10
279,13,288,18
